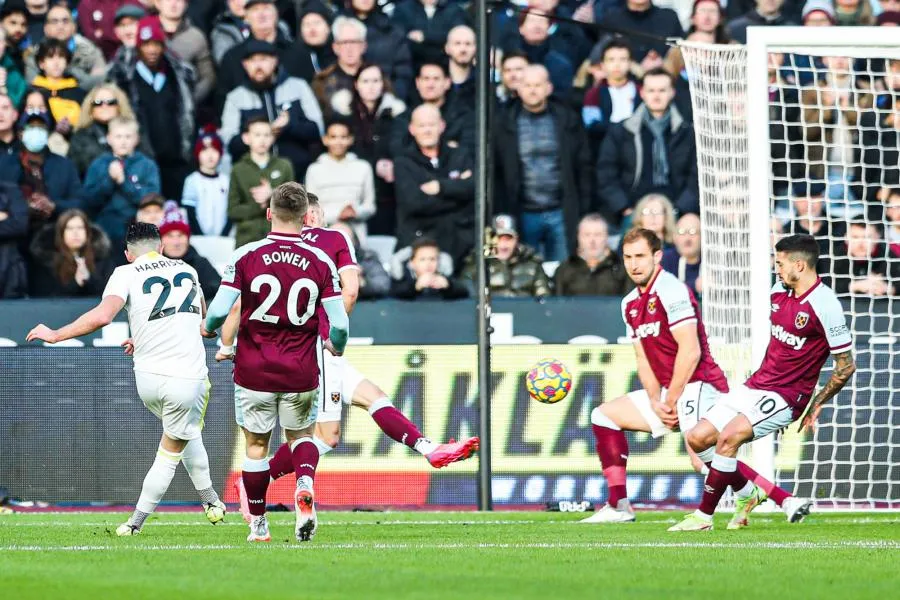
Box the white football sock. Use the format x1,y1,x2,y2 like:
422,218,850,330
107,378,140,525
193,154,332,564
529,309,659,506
135,446,182,516
313,436,334,456
181,437,212,488
414,438,437,455
733,479,755,499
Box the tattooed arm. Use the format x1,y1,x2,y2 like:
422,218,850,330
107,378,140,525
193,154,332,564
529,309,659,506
799,351,857,432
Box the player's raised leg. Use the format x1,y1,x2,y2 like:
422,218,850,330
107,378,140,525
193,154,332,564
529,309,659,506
181,436,226,524
117,433,187,536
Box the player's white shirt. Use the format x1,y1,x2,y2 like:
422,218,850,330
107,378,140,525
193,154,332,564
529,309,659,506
103,251,208,380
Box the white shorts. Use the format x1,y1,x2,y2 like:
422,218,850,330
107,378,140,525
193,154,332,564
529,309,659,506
135,371,210,441
703,385,794,440
234,385,318,434
316,351,366,423
628,381,722,438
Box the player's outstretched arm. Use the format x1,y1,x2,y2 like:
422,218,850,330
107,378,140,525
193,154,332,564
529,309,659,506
666,324,702,407
799,350,856,432
322,296,349,356
26,296,125,344
203,286,241,338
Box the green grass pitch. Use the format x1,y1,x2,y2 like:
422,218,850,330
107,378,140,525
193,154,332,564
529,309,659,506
1,511,898,599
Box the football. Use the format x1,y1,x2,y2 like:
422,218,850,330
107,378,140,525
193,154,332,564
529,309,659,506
525,359,573,404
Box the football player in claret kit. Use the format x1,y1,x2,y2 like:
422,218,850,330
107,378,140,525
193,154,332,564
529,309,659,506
218,195,479,522
27,222,226,535
582,228,805,527
670,234,855,531
203,183,350,543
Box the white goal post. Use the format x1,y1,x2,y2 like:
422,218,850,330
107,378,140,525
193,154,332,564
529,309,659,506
681,27,900,509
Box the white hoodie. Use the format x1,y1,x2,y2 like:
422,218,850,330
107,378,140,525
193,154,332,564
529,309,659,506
304,151,376,239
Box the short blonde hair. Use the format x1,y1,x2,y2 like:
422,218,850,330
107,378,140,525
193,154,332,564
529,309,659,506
76,83,135,130
107,115,140,136
633,193,677,244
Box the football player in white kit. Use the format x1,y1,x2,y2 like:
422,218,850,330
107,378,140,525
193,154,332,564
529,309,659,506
27,223,226,535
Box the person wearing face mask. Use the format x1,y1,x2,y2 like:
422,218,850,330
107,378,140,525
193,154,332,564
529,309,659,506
28,207,113,297
0,108,82,232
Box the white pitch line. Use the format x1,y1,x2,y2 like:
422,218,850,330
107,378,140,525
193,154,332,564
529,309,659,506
2,541,899,552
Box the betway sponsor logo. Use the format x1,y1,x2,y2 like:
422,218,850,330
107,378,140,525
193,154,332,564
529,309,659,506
634,322,661,339
772,324,807,350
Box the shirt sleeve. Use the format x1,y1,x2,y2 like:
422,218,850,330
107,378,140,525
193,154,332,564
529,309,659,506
621,297,635,341
102,266,131,302
817,290,852,353
658,277,696,328
220,248,245,291
334,230,360,272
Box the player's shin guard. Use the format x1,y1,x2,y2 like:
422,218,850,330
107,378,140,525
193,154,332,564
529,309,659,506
181,437,219,505
369,398,434,454
134,446,183,519
737,461,791,506
267,443,293,480
290,437,319,481
242,457,270,517
698,453,744,516
591,408,628,507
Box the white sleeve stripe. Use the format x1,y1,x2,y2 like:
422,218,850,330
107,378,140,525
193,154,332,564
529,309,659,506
669,318,698,331
338,264,361,273
830,342,852,352
336,229,359,265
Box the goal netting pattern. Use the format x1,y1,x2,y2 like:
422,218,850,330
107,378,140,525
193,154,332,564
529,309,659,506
681,34,900,509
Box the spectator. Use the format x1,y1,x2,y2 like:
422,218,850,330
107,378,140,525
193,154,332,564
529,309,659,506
766,51,803,198
1,27,27,106
220,39,324,179
661,212,702,297
25,3,106,90
81,115,160,248
331,63,405,236
801,0,837,25
305,118,375,238
0,181,28,298
23,0,47,47
728,0,795,44
68,83,153,176
884,188,900,256
461,214,551,298
598,0,683,73
832,221,900,296
596,68,698,226
632,193,677,249
135,191,165,226
494,65,591,262
152,0,216,103
158,205,221,298
583,39,641,155
228,115,294,247
108,16,196,199
1,109,81,230
77,0,144,60
445,25,476,107
501,0,591,68
860,59,900,205
30,39,86,130
394,103,474,268
181,127,230,236
331,219,390,299
281,2,335,82
312,16,366,115
211,0,250,65
0,2,29,73
554,213,632,296
497,49,527,107
510,9,574,95
215,0,295,111
390,237,468,300
29,208,114,297
391,60,473,156
834,0,876,24
0,93,20,156
393,0,468,68
787,181,844,277
108,4,145,66
19,86,66,153
345,0,412,101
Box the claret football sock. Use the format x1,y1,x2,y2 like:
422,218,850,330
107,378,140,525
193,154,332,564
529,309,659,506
242,457,271,517
290,437,319,481
369,398,428,452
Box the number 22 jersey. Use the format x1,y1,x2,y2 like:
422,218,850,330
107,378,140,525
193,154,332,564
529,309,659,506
103,251,208,380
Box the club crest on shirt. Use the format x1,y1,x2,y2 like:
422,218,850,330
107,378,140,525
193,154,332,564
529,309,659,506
647,297,658,315
331,392,341,404
795,311,809,329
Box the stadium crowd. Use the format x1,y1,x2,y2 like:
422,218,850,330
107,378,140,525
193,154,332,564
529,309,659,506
0,0,898,301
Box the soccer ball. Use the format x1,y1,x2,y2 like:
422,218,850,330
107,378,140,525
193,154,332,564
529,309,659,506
525,359,573,404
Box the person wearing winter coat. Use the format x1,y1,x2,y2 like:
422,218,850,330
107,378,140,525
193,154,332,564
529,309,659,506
76,0,145,60
390,237,468,300
28,208,114,297
0,27,28,107
330,64,405,236
554,214,633,296
219,38,323,179
81,116,160,249
159,206,221,299
343,0,413,100
0,181,28,298
392,0,468,68
24,3,107,91
305,118,375,239
29,39,87,130
67,82,153,176
151,2,216,103
280,1,336,83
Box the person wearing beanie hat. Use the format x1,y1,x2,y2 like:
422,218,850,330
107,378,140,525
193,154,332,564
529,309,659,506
801,0,837,24
160,204,222,299
877,10,900,26
181,126,231,236
280,0,337,82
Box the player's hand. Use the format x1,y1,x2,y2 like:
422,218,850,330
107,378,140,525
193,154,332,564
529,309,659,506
799,404,823,433
324,339,342,357
121,338,135,356
652,400,678,429
26,324,59,344
200,324,218,339
215,348,235,362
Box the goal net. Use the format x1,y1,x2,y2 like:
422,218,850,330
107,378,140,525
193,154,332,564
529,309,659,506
681,28,900,509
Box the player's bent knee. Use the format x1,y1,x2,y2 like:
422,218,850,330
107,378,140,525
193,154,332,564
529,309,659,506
685,425,716,453
591,405,621,430
716,426,751,454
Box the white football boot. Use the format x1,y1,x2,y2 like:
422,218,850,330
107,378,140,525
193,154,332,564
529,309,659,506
783,497,813,523
294,476,317,542
579,499,636,523
247,514,271,542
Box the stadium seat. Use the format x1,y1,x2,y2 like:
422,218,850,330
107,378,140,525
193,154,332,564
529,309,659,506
190,236,236,276
366,235,398,270
542,261,559,278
